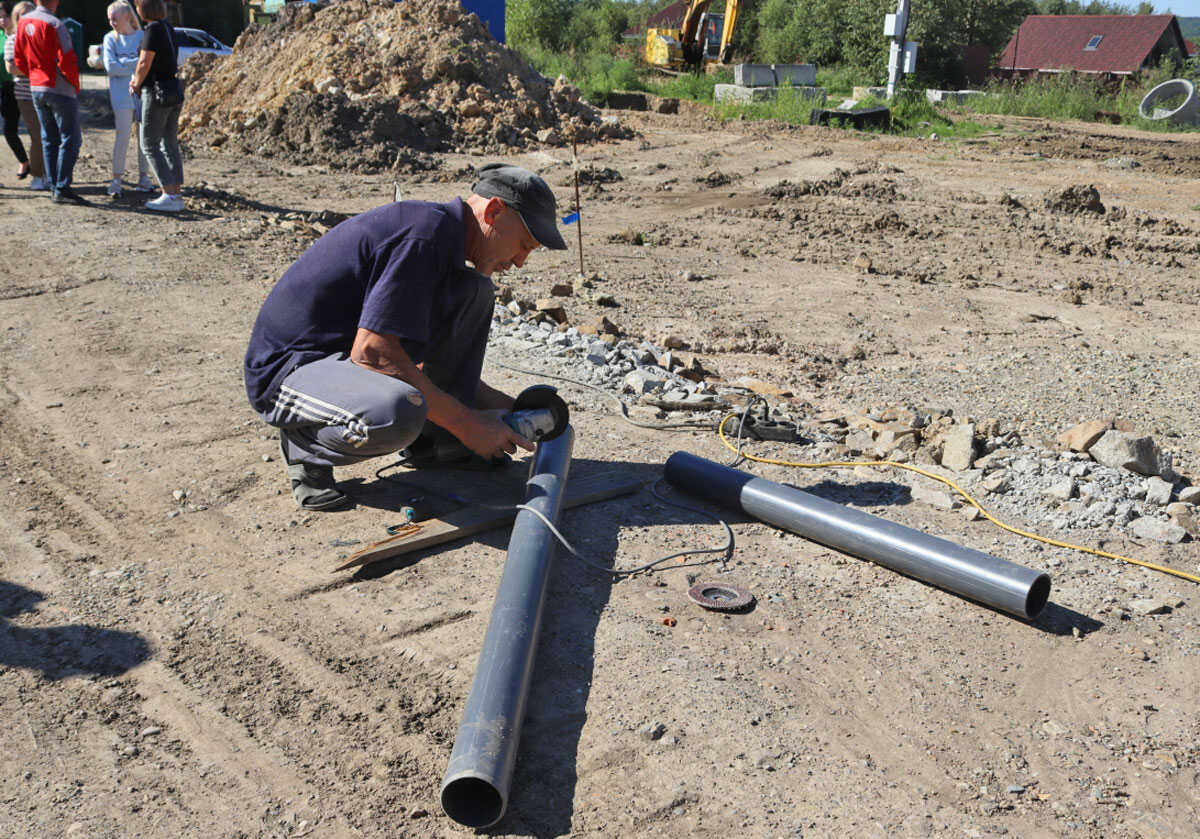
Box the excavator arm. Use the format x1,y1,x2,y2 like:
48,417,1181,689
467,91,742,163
678,0,715,66
719,0,739,64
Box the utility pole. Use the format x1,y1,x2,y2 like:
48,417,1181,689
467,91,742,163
885,0,915,99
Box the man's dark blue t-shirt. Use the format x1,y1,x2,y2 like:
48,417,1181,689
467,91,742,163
244,199,469,413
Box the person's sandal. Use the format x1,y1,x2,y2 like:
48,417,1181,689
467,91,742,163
279,432,350,510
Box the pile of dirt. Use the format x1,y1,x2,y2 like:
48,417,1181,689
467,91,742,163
179,0,627,172
1043,183,1106,215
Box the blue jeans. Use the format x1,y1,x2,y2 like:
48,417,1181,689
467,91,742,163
31,91,81,193
140,94,183,188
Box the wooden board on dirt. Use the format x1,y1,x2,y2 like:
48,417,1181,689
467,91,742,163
333,472,643,572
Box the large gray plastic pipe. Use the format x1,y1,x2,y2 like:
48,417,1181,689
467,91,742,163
440,426,575,828
664,452,1050,619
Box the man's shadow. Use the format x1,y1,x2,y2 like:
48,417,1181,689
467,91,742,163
344,457,732,836
0,580,151,680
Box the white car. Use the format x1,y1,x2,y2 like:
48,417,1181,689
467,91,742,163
87,27,232,70
174,28,233,62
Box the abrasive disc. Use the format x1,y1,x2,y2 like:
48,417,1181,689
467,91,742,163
687,581,754,612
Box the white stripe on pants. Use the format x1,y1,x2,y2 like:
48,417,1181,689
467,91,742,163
112,106,149,180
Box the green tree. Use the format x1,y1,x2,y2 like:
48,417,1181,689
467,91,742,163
509,0,575,51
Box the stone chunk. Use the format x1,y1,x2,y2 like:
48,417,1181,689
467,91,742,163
734,377,793,397
980,475,1010,494
1128,598,1172,616
550,282,574,296
640,721,668,741
624,369,665,395
1089,430,1161,476
911,484,958,510
1129,517,1187,543
844,429,876,454
1165,503,1200,536
940,423,976,471
1143,477,1173,506
1056,420,1112,453
1177,486,1200,504
585,342,608,365
1044,478,1076,501
534,298,567,324
578,315,619,336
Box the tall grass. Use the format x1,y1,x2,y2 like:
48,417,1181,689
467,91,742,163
953,69,1198,131
815,64,862,98
644,69,729,101
711,84,828,124
518,44,645,103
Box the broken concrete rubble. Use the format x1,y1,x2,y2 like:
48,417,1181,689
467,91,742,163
1089,430,1162,476
940,423,976,471
1056,420,1112,453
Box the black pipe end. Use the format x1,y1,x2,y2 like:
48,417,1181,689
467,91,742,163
1025,574,1051,619
441,776,504,829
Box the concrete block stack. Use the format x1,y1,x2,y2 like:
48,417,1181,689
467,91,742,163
715,63,825,105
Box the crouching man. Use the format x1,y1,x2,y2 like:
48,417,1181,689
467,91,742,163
243,163,568,510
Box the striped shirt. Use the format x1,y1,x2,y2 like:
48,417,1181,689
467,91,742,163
3,32,32,101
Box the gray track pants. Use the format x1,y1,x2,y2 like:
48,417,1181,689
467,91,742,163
260,269,495,468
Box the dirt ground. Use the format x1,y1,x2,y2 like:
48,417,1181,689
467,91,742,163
2,73,1199,839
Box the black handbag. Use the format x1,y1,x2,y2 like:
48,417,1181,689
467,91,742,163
151,77,184,107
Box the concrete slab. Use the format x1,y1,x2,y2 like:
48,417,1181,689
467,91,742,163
925,89,986,106
715,84,825,104
771,64,817,86
716,83,777,103
734,63,777,87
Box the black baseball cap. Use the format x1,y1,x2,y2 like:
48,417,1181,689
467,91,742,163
472,163,568,251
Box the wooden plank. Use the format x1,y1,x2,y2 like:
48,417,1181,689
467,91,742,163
333,472,643,572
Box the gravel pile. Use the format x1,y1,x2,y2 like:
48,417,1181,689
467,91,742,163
179,0,626,172
489,304,1197,549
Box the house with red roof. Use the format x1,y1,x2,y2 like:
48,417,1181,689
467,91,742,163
995,14,1188,78
623,0,690,39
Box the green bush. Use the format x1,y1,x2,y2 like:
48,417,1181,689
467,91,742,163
816,64,862,97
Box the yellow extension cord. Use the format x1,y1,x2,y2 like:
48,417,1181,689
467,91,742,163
717,414,1200,586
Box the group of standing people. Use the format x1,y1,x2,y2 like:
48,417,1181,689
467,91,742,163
1,0,185,211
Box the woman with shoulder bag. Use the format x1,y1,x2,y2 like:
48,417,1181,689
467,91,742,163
130,0,184,212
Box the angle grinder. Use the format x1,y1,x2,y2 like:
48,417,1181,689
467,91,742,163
502,385,570,443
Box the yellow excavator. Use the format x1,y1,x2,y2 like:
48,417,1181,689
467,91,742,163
645,0,740,71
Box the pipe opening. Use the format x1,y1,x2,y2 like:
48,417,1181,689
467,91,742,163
441,776,504,828
1025,575,1051,619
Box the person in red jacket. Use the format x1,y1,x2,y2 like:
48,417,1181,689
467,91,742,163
13,0,86,204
